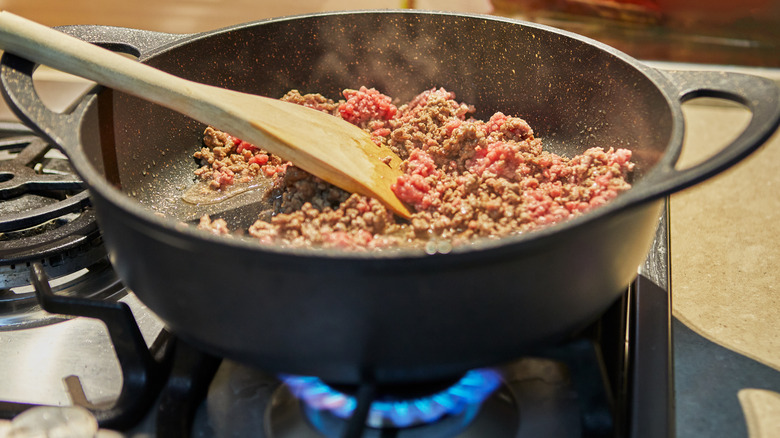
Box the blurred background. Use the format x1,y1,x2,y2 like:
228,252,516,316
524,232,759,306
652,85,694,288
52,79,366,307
0,0,777,67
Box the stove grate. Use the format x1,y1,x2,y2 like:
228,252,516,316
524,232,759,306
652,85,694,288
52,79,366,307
0,263,175,430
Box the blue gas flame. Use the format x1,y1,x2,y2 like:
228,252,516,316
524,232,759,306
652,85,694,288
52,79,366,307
282,369,501,428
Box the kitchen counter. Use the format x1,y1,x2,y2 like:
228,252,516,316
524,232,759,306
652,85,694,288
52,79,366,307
0,1,778,436
670,88,780,374
664,91,780,438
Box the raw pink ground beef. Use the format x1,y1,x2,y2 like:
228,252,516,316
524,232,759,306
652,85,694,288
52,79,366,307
339,86,397,127
196,87,635,250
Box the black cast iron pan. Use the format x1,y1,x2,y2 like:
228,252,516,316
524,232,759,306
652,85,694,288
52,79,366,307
2,10,779,385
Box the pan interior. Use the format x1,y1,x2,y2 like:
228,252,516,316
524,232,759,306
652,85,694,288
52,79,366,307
77,12,673,230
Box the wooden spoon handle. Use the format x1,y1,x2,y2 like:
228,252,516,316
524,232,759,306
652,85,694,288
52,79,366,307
0,10,210,122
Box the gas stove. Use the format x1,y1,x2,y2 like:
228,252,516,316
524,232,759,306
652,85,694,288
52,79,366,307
0,125,673,437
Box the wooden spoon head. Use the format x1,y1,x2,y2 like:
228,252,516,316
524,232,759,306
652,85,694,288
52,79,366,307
209,88,412,219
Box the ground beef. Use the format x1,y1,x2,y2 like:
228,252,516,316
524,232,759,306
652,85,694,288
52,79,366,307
339,86,397,128
195,87,635,251
194,127,289,189
198,215,230,236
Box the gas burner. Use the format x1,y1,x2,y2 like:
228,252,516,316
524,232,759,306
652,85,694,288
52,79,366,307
283,369,502,429
206,357,595,438
272,378,519,438
0,130,123,328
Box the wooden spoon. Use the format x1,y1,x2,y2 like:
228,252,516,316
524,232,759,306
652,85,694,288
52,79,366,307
0,11,412,218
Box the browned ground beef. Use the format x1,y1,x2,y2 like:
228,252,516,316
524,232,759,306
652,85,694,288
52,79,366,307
195,87,634,251
193,127,289,190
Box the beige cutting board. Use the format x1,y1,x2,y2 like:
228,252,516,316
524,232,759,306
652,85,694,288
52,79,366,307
670,98,780,372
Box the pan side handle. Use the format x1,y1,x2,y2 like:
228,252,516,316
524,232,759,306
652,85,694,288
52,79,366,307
50,25,188,62
0,25,189,155
638,69,780,199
